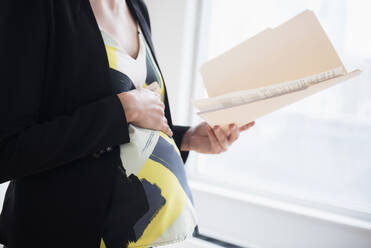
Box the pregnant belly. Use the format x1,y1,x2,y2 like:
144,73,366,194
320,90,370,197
116,125,196,247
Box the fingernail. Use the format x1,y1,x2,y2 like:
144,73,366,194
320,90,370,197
207,126,212,134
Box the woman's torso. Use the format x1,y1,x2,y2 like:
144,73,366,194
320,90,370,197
98,24,198,248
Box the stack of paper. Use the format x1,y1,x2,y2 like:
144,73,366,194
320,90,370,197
192,10,361,130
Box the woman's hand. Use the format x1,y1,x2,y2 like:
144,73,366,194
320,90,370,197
180,121,255,154
117,82,173,137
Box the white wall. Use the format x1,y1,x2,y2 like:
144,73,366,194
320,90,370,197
144,0,199,125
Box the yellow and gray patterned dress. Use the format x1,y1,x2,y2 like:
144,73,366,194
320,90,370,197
99,24,198,248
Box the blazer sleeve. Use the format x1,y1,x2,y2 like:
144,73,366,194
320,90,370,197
0,1,131,184
172,125,191,164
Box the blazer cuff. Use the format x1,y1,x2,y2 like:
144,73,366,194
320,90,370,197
172,125,191,164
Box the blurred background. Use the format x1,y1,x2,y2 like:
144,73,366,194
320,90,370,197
1,0,371,247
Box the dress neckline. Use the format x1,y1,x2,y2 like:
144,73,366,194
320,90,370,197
99,24,144,62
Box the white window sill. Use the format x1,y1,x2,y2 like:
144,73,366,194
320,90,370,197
189,180,371,248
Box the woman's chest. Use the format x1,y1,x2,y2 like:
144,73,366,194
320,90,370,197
102,24,166,102
98,20,140,61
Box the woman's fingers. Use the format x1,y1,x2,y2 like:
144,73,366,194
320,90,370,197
147,82,170,136
213,126,229,151
159,102,165,112
161,116,173,137
204,121,255,154
164,125,173,137
239,121,255,132
147,81,160,92
125,85,172,136
145,82,161,99
227,124,240,144
137,81,173,137
156,104,165,115
207,126,223,154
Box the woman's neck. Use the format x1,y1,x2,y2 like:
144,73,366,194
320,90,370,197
89,0,140,60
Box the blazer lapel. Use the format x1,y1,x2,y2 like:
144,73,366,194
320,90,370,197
126,0,161,73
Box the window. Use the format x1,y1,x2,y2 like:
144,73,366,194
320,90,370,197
187,0,371,246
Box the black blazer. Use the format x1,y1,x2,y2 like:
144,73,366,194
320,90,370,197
0,0,191,247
